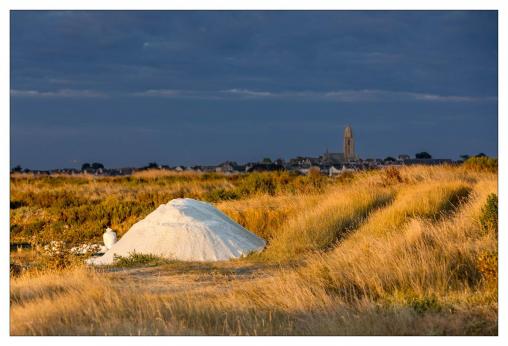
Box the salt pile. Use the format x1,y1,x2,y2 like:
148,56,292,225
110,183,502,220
87,198,266,265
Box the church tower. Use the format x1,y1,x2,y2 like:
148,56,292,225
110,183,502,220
343,125,355,161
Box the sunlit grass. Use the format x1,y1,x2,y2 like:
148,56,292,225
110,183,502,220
10,165,498,335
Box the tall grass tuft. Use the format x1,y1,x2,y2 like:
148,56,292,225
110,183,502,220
263,186,395,261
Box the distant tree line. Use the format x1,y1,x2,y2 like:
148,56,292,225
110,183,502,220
81,162,104,171
415,152,432,159
460,153,487,161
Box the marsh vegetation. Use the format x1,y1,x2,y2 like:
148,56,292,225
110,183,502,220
10,164,498,335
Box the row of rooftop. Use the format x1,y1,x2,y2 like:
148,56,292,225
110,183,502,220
10,151,477,177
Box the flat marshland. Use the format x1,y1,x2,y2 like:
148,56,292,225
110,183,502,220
10,163,498,335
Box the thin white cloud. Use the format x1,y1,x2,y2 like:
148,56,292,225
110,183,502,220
406,92,495,102
320,90,483,102
131,89,224,100
221,89,273,97
132,88,275,99
132,89,184,97
126,88,496,103
323,89,385,102
11,89,107,98
322,89,496,103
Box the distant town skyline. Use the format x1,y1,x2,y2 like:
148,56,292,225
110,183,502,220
11,11,498,170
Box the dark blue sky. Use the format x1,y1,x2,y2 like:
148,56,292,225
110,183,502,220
11,11,498,169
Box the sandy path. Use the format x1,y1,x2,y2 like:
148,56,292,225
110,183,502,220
100,261,286,296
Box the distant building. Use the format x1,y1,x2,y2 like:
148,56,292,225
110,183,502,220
344,125,355,161
319,125,357,165
274,158,286,167
215,161,241,173
398,154,411,161
321,150,345,165
245,163,284,172
328,166,342,176
288,156,320,167
190,166,203,172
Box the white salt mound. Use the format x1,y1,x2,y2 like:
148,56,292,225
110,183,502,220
87,198,266,265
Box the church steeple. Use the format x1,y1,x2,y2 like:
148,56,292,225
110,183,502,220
344,125,355,161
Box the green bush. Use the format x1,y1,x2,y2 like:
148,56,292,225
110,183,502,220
205,188,240,202
10,221,46,241
463,157,497,172
237,173,278,196
479,193,498,235
113,252,171,267
235,171,329,196
408,295,442,314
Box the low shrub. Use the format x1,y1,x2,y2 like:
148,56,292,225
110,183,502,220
408,295,442,314
10,221,46,241
237,173,278,196
112,252,171,267
479,193,498,236
32,241,83,271
205,188,240,202
463,157,497,172
476,250,497,287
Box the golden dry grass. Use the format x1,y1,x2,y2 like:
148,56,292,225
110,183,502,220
217,193,321,240
262,184,395,261
10,165,498,335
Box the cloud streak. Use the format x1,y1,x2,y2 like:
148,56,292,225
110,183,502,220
11,89,107,98
11,87,496,103
130,88,496,103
